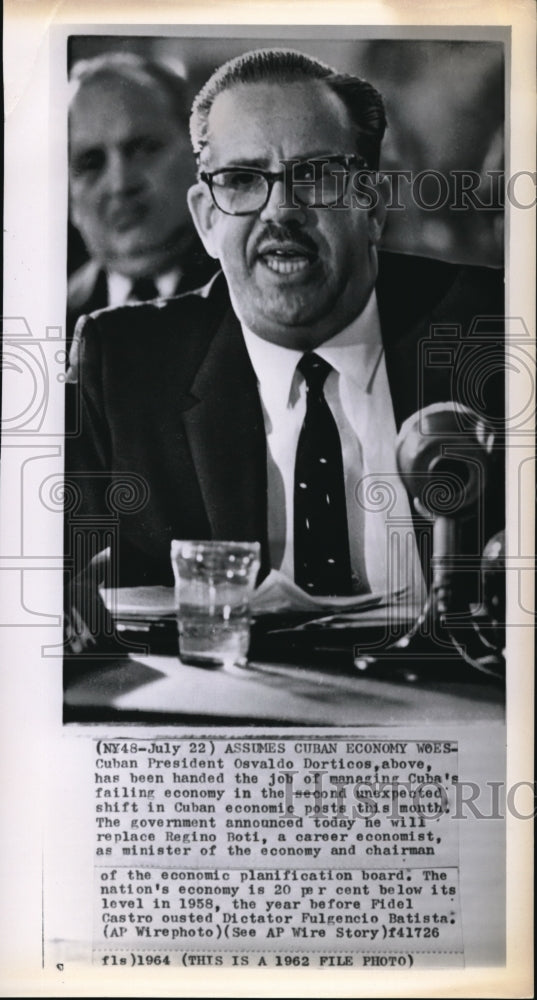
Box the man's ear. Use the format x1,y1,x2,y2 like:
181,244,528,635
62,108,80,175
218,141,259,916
368,173,390,247
187,182,221,260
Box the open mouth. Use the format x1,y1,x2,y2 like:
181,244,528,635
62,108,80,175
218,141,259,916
258,245,317,276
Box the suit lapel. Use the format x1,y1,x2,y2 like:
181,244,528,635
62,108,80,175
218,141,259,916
377,251,458,429
376,252,472,583
180,307,269,570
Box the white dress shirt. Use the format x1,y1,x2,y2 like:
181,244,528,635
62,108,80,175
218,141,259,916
242,292,424,600
107,268,182,306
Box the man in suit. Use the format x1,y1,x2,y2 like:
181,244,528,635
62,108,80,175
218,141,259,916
67,51,215,343
67,48,503,608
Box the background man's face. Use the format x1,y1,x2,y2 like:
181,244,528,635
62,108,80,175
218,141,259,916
188,80,385,348
69,74,195,277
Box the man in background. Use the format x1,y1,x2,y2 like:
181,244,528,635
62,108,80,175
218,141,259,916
67,52,215,342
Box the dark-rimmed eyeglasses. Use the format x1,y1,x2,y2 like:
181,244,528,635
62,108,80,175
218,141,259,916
199,154,370,215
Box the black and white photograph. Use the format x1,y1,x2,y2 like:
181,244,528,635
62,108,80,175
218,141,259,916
63,32,507,727
0,3,534,997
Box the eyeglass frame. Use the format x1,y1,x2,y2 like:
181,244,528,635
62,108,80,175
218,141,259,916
199,153,372,216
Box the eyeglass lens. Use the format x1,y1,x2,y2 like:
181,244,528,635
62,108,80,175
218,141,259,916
209,159,354,214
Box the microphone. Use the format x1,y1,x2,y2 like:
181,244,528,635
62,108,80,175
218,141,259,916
354,403,504,680
396,402,495,617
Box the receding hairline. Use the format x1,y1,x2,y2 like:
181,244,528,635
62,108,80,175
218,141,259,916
198,78,357,160
189,47,387,169
70,70,171,110
69,54,190,127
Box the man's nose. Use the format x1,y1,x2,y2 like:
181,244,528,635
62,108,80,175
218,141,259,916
259,175,307,225
103,150,142,196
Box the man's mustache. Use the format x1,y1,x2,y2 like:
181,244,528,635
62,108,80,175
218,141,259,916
254,222,319,259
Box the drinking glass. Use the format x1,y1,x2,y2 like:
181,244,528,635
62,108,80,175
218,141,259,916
170,540,261,668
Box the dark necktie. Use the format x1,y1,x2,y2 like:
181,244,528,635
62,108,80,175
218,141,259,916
294,353,353,595
129,277,159,301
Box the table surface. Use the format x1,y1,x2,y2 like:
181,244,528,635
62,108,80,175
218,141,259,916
64,648,504,726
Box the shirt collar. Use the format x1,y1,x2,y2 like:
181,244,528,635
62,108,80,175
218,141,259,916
241,328,302,417
107,267,183,306
241,289,383,412
315,290,383,392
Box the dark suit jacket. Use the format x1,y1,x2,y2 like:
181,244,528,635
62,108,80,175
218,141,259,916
66,236,217,343
65,251,504,588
